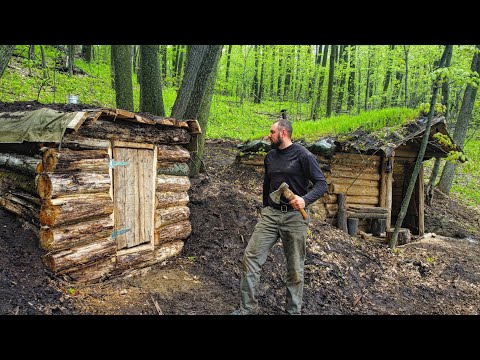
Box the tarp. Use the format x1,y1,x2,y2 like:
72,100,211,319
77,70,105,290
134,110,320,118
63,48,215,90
0,108,78,143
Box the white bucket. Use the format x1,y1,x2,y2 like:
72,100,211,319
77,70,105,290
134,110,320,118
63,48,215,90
67,95,78,104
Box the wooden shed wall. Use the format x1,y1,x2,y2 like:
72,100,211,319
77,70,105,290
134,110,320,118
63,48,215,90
0,113,195,283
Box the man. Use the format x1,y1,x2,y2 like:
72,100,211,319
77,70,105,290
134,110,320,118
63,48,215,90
232,118,327,315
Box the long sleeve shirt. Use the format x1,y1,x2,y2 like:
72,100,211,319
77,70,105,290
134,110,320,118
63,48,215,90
263,143,327,209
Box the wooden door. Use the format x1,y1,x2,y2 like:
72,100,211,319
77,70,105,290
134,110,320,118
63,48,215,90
112,143,156,250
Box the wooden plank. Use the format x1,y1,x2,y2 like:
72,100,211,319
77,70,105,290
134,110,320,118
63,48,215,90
113,147,128,250
66,112,88,131
112,140,154,149
334,152,381,161
386,157,395,228
116,108,136,119
418,163,424,236
150,147,157,248
134,114,156,125
331,183,379,197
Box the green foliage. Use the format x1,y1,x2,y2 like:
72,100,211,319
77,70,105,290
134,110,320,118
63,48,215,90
433,133,467,163
418,102,446,116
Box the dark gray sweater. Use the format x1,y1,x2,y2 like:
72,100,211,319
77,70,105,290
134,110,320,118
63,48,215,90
263,143,327,209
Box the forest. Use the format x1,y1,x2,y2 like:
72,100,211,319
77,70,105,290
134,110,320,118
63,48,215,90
0,45,480,316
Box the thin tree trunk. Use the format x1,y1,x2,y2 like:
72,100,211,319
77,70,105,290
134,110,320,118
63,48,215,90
252,45,260,103
140,45,165,116
347,45,356,111
67,45,75,75
326,45,337,117
403,45,409,107
381,45,395,107
0,45,16,79
112,45,134,111
225,44,233,83
437,45,480,194
390,45,452,249
426,157,441,206
441,45,453,119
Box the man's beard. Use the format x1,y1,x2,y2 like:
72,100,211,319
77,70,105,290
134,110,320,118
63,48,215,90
270,137,283,149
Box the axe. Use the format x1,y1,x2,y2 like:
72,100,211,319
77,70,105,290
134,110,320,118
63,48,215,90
269,182,308,220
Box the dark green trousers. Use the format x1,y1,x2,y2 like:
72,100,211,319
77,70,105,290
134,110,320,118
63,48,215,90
238,206,309,315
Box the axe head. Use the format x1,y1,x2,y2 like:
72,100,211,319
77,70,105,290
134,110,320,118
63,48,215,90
269,182,289,204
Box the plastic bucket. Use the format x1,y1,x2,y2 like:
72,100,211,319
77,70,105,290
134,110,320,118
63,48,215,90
68,95,78,104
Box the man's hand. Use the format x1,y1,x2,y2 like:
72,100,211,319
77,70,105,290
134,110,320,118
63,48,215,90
289,195,305,210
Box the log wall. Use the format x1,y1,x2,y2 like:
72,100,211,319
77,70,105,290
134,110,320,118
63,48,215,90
0,114,196,283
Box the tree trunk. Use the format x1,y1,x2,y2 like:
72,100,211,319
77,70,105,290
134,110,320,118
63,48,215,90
381,45,395,107
389,45,452,249
311,45,329,119
139,45,165,116
403,45,409,107
112,45,134,111
225,44,233,83
67,45,75,75
437,45,480,194
441,45,453,120
326,45,337,117
426,157,441,206
336,193,347,233
0,45,15,79
335,45,348,112
82,45,92,62
347,45,356,112
252,45,260,103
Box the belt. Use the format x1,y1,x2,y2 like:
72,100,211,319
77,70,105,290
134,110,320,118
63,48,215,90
271,204,296,212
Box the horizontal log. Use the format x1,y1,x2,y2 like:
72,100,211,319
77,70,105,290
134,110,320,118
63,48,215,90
346,211,387,219
40,215,114,251
330,177,379,187
332,156,381,168
77,118,191,145
157,145,190,163
0,193,40,226
157,162,189,176
155,206,190,229
8,189,41,205
347,206,388,214
64,256,116,283
346,195,379,205
154,220,192,245
0,153,41,175
152,240,184,263
61,134,111,150
330,167,380,180
37,172,111,199
334,153,381,161
156,175,191,192
155,191,189,208
331,183,379,197
0,169,37,195
116,243,154,272
42,238,116,274
40,193,113,227
42,148,109,173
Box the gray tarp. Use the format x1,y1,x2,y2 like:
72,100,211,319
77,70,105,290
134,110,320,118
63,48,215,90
0,108,78,143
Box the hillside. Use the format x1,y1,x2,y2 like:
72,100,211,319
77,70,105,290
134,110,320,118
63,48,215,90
1,139,479,315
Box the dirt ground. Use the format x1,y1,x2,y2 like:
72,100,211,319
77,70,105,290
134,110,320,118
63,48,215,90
1,102,480,315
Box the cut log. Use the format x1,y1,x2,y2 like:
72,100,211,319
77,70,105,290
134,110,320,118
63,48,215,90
337,193,347,233
347,206,388,213
154,220,192,245
331,166,380,178
116,243,154,272
347,218,359,236
40,193,113,227
64,256,116,283
156,175,191,192
0,193,40,225
330,177,379,187
39,215,114,251
186,119,202,135
157,145,190,163
331,183,379,197
42,148,109,173
151,240,184,264
155,191,189,208
346,211,387,219
42,238,116,274
0,169,37,195
157,162,189,176
62,134,111,150
386,228,411,245
371,218,386,236
37,172,111,199
155,206,190,229
0,153,42,175
77,118,191,145
346,195,379,205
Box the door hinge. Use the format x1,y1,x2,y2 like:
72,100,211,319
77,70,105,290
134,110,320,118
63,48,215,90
109,159,129,168
112,228,131,239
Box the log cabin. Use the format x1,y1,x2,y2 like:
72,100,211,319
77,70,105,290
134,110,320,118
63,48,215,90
0,107,201,282
237,115,464,239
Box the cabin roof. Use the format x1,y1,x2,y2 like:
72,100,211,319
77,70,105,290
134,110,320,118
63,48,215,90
0,107,201,144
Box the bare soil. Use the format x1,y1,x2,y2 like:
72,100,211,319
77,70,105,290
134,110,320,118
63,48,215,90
1,101,480,315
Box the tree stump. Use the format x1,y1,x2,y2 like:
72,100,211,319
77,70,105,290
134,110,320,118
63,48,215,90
347,217,359,236
371,218,386,236
386,228,411,245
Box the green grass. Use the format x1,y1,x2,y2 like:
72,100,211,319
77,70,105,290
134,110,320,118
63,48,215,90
450,139,480,208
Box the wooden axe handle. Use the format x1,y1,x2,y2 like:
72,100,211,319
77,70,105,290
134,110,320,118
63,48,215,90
283,188,308,220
